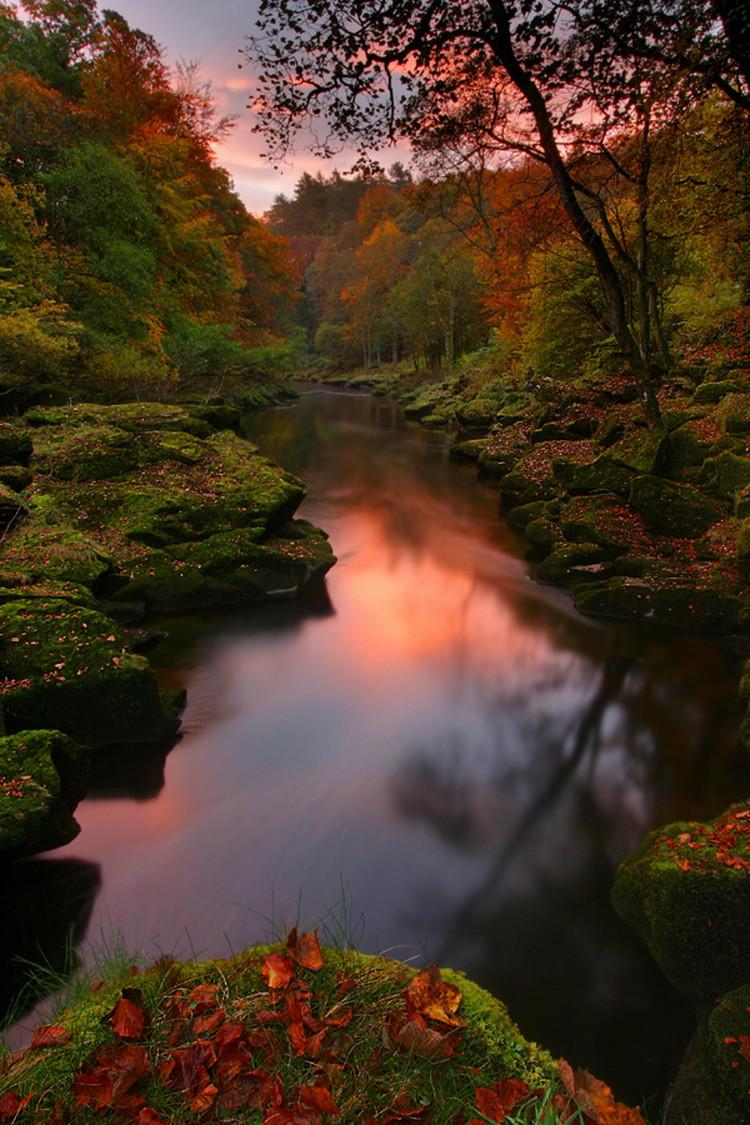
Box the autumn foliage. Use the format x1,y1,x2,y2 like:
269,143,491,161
0,939,645,1124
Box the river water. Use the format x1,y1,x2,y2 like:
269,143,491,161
4,387,749,1104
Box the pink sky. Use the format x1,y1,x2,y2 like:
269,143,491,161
112,0,410,216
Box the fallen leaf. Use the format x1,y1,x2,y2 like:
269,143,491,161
287,928,324,971
406,965,465,1027
191,1083,219,1114
31,1025,72,1048
0,1092,32,1121
298,1082,340,1113
475,1078,533,1121
108,992,147,1040
262,952,296,991
388,1013,459,1060
135,1110,169,1125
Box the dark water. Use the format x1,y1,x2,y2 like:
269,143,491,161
5,388,749,1104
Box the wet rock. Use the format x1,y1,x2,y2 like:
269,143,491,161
536,543,610,583
611,803,750,1001
449,438,487,462
0,729,88,857
573,576,740,631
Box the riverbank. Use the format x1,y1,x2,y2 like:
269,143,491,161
0,936,644,1124
0,393,335,859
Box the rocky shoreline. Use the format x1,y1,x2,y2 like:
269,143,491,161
0,395,335,860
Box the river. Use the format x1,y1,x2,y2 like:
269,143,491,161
4,387,749,1105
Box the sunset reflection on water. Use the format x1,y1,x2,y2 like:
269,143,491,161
8,388,749,1103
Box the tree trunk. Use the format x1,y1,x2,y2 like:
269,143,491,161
487,0,663,426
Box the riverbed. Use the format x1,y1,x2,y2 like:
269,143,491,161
5,387,749,1104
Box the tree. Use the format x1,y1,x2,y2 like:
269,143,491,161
246,0,744,421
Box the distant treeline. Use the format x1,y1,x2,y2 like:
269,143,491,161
269,103,749,385
0,0,299,402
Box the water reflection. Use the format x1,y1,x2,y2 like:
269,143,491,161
4,389,747,1105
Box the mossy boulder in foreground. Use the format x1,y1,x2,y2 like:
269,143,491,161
612,803,750,1001
0,729,87,858
0,942,644,1124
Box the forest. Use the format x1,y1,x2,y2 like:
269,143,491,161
1,1,750,1124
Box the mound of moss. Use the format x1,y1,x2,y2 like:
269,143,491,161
612,803,750,1001
0,598,176,745
0,729,87,858
0,942,643,1124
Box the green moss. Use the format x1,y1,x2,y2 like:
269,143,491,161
611,803,750,1000
0,464,32,491
448,438,487,462
717,392,750,436
537,543,610,582
0,947,559,1124
0,729,87,857
477,426,530,480
573,575,740,631
628,475,726,538
0,598,175,745
560,494,654,556
0,482,27,534
603,427,670,475
24,402,212,438
0,522,112,588
554,455,633,496
702,451,750,501
31,424,138,481
692,380,741,405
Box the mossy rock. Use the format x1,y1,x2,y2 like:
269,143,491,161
611,803,750,1001
448,438,487,462
667,419,727,474
505,500,556,530
0,598,176,745
560,494,653,556
628,475,726,538
702,451,750,501
0,522,113,588
31,423,138,481
501,440,594,504
184,403,242,433
0,420,32,465
536,543,610,583
477,426,530,480
0,946,569,1124
736,485,750,519
554,455,633,496
573,575,740,631
692,380,741,405
0,581,97,608
524,515,562,552
718,393,750,435
0,729,87,858
24,402,212,438
0,464,32,491
606,427,670,474
0,482,27,534
531,417,594,442
665,1014,747,1125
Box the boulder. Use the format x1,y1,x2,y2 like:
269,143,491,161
0,729,87,858
692,380,741,405
612,803,750,1000
628,475,726,538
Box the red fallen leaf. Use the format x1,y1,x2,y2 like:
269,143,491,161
299,1083,340,1114
159,1039,217,1095
136,1110,169,1125
558,1059,645,1123
406,965,465,1028
188,983,220,1013
0,1091,33,1121
74,1044,149,1110
336,970,357,997
387,1013,459,1060
109,995,147,1040
475,1078,533,1121
324,1006,353,1029
287,928,325,971
303,1027,328,1058
191,1083,218,1114
31,1024,72,1048
194,1007,226,1035
263,952,296,991
362,1098,430,1125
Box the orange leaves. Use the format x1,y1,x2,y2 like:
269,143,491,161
0,1092,32,1122
262,952,296,991
557,1060,646,1125
388,965,464,1061
74,1043,150,1112
472,1078,534,1122
30,1025,72,1048
106,989,148,1040
406,965,465,1028
287,927,324,971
